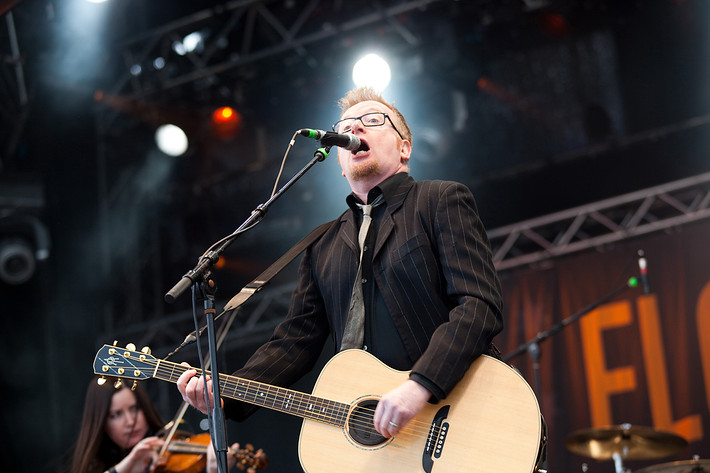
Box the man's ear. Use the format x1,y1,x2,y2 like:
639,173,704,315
400,139,412,162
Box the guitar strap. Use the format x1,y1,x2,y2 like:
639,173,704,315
223,219,335,311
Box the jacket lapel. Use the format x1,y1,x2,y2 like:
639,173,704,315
338,211,359,256
373,177,414,259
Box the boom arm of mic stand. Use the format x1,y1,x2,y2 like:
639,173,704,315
503,281,634,363
502,280,636,404
164,146,332,304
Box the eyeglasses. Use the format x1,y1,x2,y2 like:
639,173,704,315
332,112,404,140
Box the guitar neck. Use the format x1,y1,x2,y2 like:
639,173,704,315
153,359,348,427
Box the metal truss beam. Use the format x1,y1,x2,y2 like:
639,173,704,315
488,172,710,271
108,0,443,100
100,281,296,358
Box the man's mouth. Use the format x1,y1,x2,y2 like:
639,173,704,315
354,139,370,155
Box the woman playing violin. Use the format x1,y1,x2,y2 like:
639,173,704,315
70,376,239,473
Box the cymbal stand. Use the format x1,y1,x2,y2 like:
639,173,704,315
612,451,630,473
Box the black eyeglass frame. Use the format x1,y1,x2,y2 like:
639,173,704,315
332,112,405,140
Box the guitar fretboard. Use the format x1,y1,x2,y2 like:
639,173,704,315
154,359,349,427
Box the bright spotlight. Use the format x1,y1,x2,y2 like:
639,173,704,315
352,53,391,91
172,32,205,56
155,124,188,156
172,41,187,56
182,32,204,53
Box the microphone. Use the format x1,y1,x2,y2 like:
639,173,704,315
637,249,650,294
299,128,362,151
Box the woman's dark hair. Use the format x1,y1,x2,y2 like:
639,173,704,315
69,377,164,473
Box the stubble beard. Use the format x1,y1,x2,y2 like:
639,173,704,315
350,160,381,181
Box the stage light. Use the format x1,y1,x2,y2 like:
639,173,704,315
211,106,242,140
212,106,235,123
155,124,188,156
539,11,569,38
0,215,50,285
0,239,35,285
172,41,187,56
352,53,391,91
182,32,204,53
172,31,205,56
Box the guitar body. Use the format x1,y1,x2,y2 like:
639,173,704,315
299,350,542,473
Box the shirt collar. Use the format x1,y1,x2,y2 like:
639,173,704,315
346,172,408,210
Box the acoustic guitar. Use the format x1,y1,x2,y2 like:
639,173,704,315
94,344,542,473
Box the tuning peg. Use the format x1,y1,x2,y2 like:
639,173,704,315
97,376,107,386
131,380,138,391
114,379,123,389
126,343,136,351
113,340,119,346
141,346,151,355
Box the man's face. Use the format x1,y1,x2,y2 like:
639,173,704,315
336,100,411,189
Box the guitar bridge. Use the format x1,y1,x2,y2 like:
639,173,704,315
422,405,450,473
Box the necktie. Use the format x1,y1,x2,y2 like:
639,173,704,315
341,195,383,350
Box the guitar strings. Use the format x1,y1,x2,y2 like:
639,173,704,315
156,359,439,441
103,353,445,441
156,361,442,441
152,361,438,441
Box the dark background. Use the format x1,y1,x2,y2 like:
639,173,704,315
2,0,710,471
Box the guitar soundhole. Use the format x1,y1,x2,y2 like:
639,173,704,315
347,399,387,446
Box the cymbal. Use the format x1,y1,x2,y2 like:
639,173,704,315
565,424,688,460
636,459,710,473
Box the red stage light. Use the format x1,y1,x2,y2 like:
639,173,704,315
212,106,235,123
210,106,242,139
539,12,569,38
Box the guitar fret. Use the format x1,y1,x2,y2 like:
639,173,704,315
294,392,308,417
245,380,260,404
269,386,282,409
156,360,348,425
282,392,293,411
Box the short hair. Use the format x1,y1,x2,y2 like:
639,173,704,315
338,87,413,144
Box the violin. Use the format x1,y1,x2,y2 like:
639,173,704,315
154,433,268,473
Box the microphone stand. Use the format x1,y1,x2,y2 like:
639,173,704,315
165,145,331,304
504,279,638,402
192,275,230,473
164,145,331,473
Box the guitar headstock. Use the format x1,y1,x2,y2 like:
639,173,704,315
234,443,269,472
93,342,156,390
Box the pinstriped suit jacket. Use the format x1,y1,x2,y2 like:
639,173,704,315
224,175,503,421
